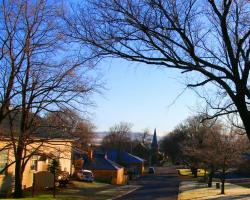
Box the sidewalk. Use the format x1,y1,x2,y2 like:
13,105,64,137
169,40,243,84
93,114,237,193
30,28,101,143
98,184,140,200
178,181,250,200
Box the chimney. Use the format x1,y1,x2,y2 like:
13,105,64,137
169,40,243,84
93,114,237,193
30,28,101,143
87,149,93,160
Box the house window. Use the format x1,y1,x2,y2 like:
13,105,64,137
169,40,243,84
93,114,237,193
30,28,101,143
0,150,8,174
30,155,38,171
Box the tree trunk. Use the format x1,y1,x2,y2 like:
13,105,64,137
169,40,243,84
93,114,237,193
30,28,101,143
208,167,214,188
239,111,250,141
53,173,56,198
235,93,250,140
13,147,23,198
221,166,226,194
203,168,207,182
194,168,198,178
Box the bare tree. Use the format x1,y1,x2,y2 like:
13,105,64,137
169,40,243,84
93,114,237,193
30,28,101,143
182,116,245,194
101,122,133,152
45,109,96,152
135,128,151,146
206,129,244,194
0,0,98,197
160,124,188,163
182,116,223,186
65,0,250,139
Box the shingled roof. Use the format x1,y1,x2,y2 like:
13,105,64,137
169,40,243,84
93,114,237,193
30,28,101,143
83,152,123,170
106,150,145,165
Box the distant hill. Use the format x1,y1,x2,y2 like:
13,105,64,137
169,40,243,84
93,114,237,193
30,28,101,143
93,131,162,146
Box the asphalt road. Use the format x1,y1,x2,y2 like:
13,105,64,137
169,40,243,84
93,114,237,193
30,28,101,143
115,166,181,200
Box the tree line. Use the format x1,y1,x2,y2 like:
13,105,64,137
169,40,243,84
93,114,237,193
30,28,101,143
160,115,249,194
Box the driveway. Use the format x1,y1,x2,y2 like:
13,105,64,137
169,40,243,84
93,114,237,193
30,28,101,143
115,166,181,200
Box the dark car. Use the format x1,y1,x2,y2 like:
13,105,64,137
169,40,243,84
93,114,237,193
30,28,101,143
148,167,155,174
57,171,70,187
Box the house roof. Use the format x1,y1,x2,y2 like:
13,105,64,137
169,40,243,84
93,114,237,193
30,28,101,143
106,150,145,164
83,152,123,170
123,152,145,163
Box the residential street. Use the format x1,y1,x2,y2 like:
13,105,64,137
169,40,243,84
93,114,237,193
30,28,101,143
115,166,181,200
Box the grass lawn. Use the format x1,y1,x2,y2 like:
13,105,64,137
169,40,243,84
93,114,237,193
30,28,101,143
2,181,117,200
2,181,138,200
71,181,109,189
178,181,250,200
178,169,206,177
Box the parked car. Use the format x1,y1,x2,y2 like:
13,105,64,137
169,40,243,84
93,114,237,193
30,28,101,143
77,169,94,182
57,171,70,187
148,167,155,174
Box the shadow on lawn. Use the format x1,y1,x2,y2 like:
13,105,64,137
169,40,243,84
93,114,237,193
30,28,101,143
23,181,115,200
216,193,250,200
57,182,114,197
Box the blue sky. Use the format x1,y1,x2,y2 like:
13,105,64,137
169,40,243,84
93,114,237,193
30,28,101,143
89,58,199,137
65,0,203,137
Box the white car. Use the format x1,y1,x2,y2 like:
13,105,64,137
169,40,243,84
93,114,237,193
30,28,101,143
77,169,94,182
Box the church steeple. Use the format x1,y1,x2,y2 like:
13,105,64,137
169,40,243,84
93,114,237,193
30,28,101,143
151,128,158,149
150,128,159,165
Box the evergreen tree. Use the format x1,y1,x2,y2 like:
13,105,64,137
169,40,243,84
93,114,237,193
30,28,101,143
48,159,61,198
